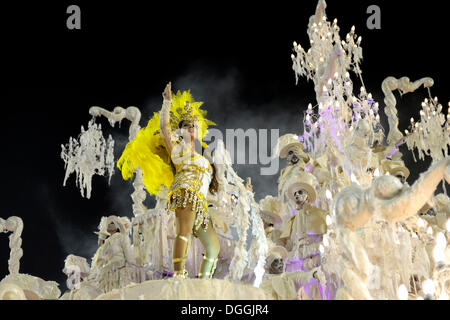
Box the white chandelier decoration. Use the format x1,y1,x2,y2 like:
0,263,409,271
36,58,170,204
290,0,450,300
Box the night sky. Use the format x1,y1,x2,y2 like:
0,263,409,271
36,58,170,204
2,1,449,293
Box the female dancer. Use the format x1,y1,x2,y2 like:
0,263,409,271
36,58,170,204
118,82,220,279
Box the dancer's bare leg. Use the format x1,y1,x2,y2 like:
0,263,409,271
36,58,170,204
173,204,195,274
196,218,220,278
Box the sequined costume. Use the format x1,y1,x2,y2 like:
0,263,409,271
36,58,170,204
166,140,213,233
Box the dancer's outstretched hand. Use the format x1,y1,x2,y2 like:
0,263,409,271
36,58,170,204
163,82,172,100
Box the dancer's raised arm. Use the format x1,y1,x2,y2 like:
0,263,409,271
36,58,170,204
160,82,174,154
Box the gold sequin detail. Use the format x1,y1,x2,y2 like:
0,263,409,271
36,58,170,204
166,160,213,234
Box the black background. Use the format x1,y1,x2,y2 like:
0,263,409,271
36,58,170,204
1,0,449,294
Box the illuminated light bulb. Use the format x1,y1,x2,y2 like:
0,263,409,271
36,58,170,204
357,36,362,44
374,168,380,177
345,72,350,78
405,129,409,135
436,232,447,248
353,97,358,103
397,284,409,300
328,78,333,85
420,110,425,116
323,86,328,92
424,98,428,103
360,86,366,92
319,102,323,110
433,245,445,264
308,103,312,110
417,218,425,228
327,32,331,37
423,279,435,297
375,114,380,121
334,72,339,79
410,117,414,123
306,115,311,122
318,22,322,26
326,189,332,200
446,219,450,232
335,101,340,108
291,54,295,59
432,111,436,116
351,25,355,32
313,23,317,27
367,93,372,100
427,226,433,235
326,215,332,226
415,122,419,128
351,173,358,184
333,18,338,24
319,244,324,254
323,236,329,247
422,102,426,107
438,292,449,300
434,96,438,102
293,41,297,47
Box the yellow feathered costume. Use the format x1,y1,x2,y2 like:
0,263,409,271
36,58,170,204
117,90,215,195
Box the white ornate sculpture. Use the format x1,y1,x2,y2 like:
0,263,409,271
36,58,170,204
212,140,268,286
382,76,433,146
288,0,449,301
89,215,149,294
1,216,61,300
405,97,450,163
334,157,450,231
245,179,269,288
61,118,115,199
328,157,450,299
0,216,23,275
